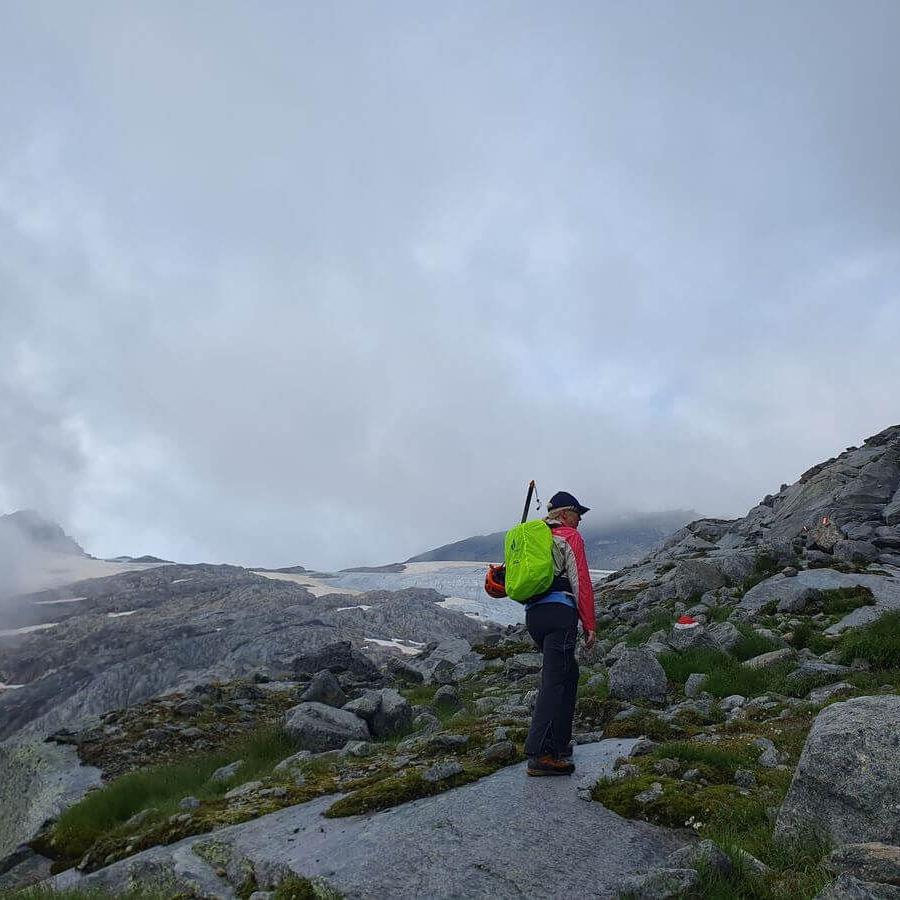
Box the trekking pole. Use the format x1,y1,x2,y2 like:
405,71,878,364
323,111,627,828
521,480,536,524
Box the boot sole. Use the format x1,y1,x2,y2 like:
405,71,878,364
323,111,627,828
526,767,574,777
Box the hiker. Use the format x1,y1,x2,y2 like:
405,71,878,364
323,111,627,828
525,491,596,776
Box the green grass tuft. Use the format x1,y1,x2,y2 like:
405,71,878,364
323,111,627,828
660,648,795,699
817,586,876,616
50,726,296,861
837,610,900,669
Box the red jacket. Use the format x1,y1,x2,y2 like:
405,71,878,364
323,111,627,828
548,522,596,633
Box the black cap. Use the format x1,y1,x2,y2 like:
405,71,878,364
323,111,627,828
548,491,590,516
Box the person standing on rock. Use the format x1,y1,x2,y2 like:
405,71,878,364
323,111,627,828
525,491,596,776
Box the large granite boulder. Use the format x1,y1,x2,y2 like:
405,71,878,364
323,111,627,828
672,560,727,600
292,641,381,682
776,696,900,845
666,624,716,653
342,689,412,738
282,702,370,752
833,541,880,565
299,670,347,708
708,621,742,653
389,638,484,685
609,649,668,703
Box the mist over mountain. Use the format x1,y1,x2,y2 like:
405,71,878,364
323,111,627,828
0,511,85,558
406,509,698,569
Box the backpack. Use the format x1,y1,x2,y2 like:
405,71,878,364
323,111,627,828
504,519,555,602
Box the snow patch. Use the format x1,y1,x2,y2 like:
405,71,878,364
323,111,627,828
107,610,137,618
0,682,26,690
364,637,426,656
171,578,191,584
33,597,85,605
0,622,59,637
335,605,374,612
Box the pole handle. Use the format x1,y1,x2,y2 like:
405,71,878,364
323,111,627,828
520,480,536,524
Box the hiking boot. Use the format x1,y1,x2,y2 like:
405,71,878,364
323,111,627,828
526,755,575,777
560,742,575,759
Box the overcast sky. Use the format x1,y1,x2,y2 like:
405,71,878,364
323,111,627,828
1,2,899,569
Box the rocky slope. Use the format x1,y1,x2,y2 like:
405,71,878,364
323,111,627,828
0,510,87,559
5,425,900,898
407,509,697,569
0,565,491,743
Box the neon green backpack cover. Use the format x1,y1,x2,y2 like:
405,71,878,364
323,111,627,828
504,519,555,602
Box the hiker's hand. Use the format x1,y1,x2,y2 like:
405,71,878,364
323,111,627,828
583,629,595,649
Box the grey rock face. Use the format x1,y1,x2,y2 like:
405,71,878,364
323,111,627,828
617,867,700,899
666,624,716,653
299,670,347,708
743,648,795,670
815,873,900,899
666,839,732,877
424,760,463,782
776,696,900,845
672,559,727,600
292,641,386,682
282,702,370,752
834,541,881,565
609,650,668,703
885,487,900,526
684,673,708,698
708,621,742,653
341,689,411,739
828,843,900,887
210,760,244,783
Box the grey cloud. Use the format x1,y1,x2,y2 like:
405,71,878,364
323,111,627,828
1,2,899,569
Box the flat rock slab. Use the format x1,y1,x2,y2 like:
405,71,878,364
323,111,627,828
54,739,688,899
739,568,900,634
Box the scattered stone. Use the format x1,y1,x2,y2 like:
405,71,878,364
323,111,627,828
833,541,881,565
776,696,900,845
273,750,312,772
423,760,463,783
586,673,607,691
283,702,370,752
224,781,263,800
735,768,757,788
743,648,795,670
684,673,708,698
721,694,746,710
433,685,461,710
299,670,348,708
124,808,157,828
809,683,855,704
708,621,742,653
505,653,543,678
783,566,799,577
617,867,700,899
609,649,668,703
210,760,244,783
341,740,374,758
666,623,716,653
787,660,853,683
635,782,664,805
482,741,517,764
425,733,470,752
666,839,733,877
178,796,201,811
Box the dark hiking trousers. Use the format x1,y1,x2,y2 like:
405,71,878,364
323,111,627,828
524,603,579,758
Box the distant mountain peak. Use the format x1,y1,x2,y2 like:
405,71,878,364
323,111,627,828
0,509,86,556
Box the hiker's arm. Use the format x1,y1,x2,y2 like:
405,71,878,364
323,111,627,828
562,530,596,636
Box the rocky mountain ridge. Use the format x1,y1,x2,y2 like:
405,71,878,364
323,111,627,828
407,509,697,569
0,510,86,559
